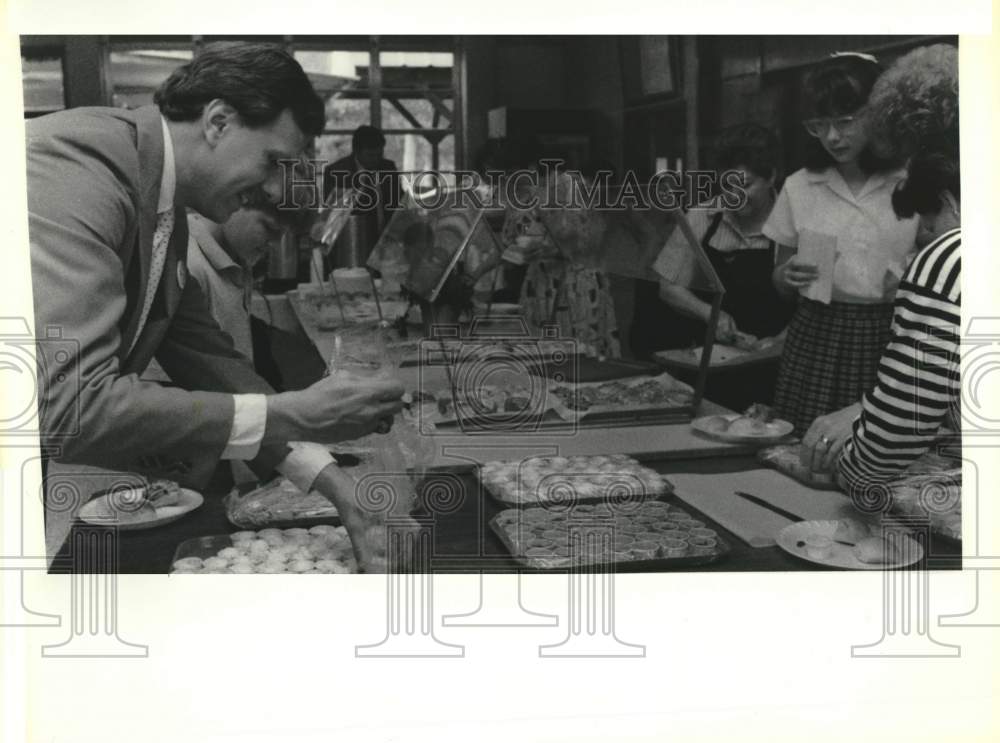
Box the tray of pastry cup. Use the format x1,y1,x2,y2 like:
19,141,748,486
478,454,674,507
489,498,730,570
170,525,358,574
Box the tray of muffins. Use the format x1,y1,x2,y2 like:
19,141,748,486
478,454,673,507
489,498,731,570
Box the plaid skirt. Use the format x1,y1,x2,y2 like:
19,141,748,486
773,299,895,436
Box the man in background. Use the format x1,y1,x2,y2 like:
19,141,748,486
322,125,401,262
186,204,284,388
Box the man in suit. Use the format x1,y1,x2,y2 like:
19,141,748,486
27,43,404,570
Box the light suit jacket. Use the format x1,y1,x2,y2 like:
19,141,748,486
27,105,285,473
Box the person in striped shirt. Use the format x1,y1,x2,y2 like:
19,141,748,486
834,155,959,492
796,44,960,495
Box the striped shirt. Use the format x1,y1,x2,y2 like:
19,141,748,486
838,229,961,490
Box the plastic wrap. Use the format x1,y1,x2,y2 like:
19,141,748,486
756,444,839,490
490,499,729,570
224,478,341,529
479,454,674,507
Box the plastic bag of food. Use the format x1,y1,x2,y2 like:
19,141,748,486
756,443,839,490
888,466,961,541
224,477,340,528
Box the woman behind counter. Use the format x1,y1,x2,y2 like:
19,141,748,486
764,53,919,436
651,123,792,351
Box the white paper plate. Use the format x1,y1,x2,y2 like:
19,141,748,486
691,414,794,444
776,520,924,570
78,489,204,531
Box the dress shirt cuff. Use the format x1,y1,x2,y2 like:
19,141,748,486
221,394,267,460
276,443,337,493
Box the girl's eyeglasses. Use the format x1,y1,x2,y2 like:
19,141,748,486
802,114,862,138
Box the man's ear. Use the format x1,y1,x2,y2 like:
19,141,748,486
202,99,239,147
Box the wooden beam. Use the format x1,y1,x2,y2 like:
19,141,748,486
682,36,699,171
421,85,453,122
386,96,425,129
64,37,111,108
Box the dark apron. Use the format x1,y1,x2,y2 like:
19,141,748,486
701,213,793,339
646,213,792,349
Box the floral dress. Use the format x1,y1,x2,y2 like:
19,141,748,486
501,207,621,358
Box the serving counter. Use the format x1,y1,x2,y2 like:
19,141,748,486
51,312,962,573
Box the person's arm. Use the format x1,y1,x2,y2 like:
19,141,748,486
837,236,961,495
762,185,816,300
658,280,737,340
158,278,403,478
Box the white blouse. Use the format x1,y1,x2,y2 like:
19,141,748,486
763,166,919,303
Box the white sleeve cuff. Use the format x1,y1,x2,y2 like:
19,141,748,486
276,442,337,493
221,394,267,460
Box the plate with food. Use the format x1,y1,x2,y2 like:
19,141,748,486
691,404,794,444
776,519,924,570
78,479,203,531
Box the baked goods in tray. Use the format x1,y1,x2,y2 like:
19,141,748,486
490,499,728,569
412,381,551,430
171,526,357,574
479,454,673,506
548,372,694,416
225,478,339,528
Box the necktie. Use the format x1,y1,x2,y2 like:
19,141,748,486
128,209,175,355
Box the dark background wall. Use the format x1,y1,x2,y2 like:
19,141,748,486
462,34,955,178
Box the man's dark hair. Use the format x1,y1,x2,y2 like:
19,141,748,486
154,43,325,137
715,123,780,180
352,125,387,152
800,54,901,174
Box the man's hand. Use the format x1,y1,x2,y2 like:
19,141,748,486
800,402,863,474
263,373,405,448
